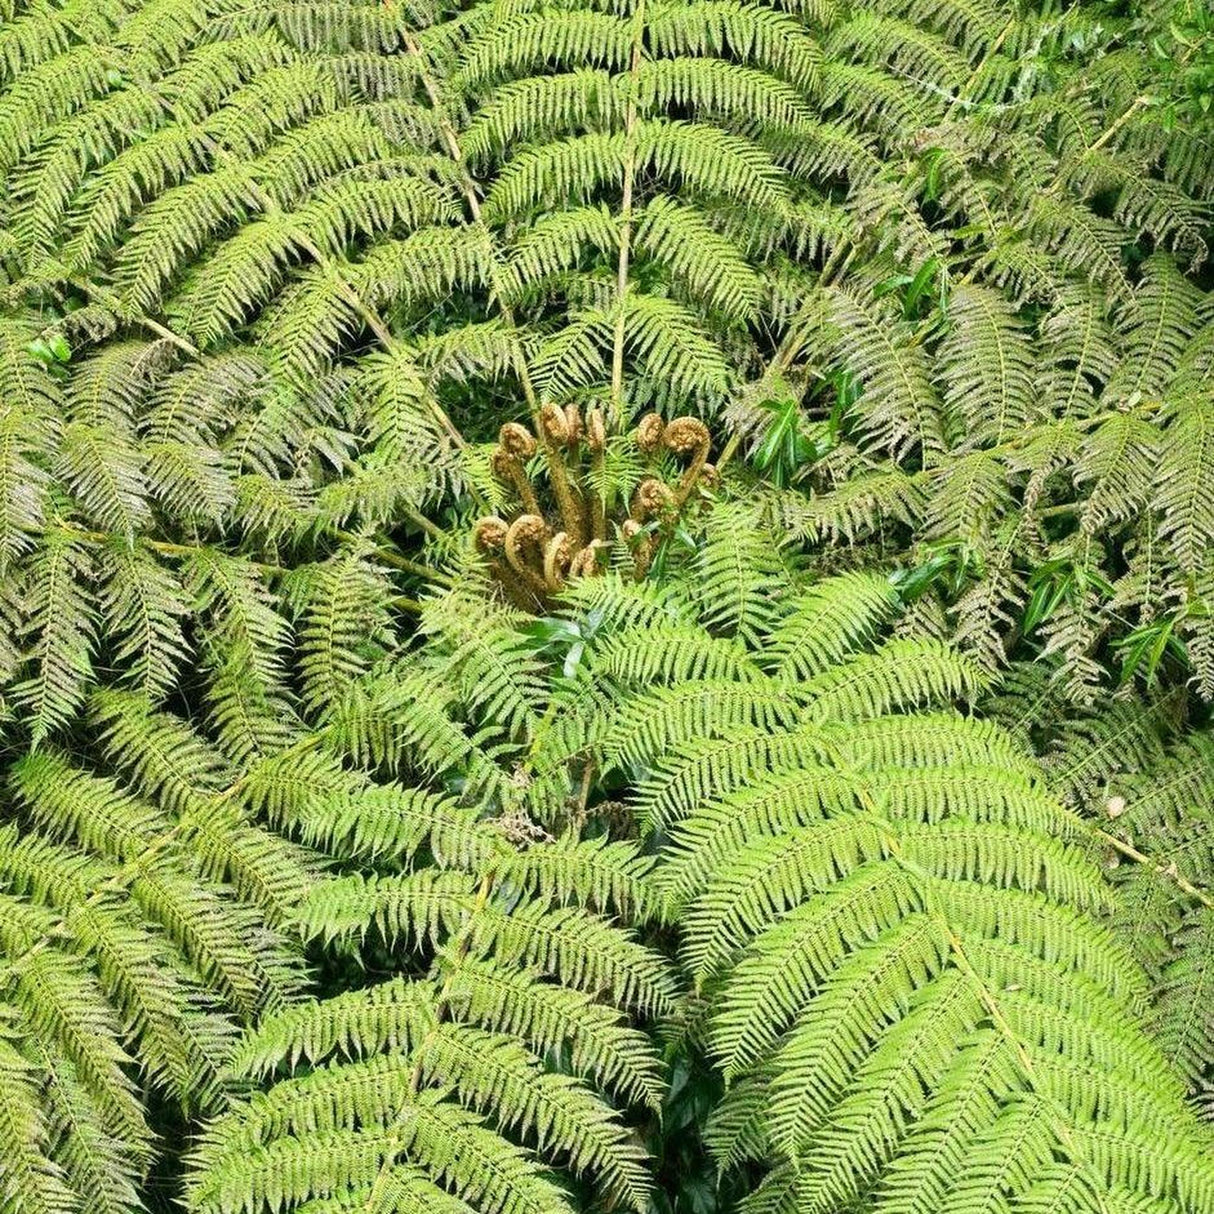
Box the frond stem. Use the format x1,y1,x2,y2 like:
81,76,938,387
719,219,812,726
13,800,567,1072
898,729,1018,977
333,530,457,587
609,0,647,427
69,277,200,357
1096,828,1214,910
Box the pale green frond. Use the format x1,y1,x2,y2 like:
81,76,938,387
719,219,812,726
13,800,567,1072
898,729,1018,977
798,637,983,723
646,2,821,91
56,420,150,537
503,204,618,299
0,46,113,178
290,552,394,721
1075,411,1160,535
10,531,96,746
413,1024,652,1211
693,500,789,642
294,869,479,948
589,620,763,687
189,1092,577,1214
228,976,439,1079
601,678,800,775
763,570,902,682
470,901,678,1018
0,1030,79,1214
504,833,654,917
443,957,666,1111
0,322,60,567
455,10,632,93
1105,255,1207,401
1156,393,1214,578
4,942,150,1160
462,69,619,165
633,195,762,319
636,56,811,130
938,283,1038,449
34,1043,143,1214
634,726,827,835
813,284,945,460
324,673,504,804
921,451,1012,545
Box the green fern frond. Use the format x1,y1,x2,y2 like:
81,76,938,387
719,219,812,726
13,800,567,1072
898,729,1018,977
810,284,945,461
0,322,59,567
634,195,762,320
938,283,1038,449
764,570,902,681
1157,393,1214,579
11,530,96,747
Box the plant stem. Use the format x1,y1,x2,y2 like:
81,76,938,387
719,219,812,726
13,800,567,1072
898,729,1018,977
609,0,646,428
1097,828,1214,909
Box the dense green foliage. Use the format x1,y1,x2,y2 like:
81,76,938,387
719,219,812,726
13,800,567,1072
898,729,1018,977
0,0,1212,1211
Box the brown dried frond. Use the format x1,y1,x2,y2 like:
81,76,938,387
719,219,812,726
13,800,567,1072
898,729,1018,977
494,808,553,846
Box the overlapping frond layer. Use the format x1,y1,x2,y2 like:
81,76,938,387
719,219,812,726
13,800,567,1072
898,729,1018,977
181,634,672,1214
0,551,676,1213
0,728,309,1214
1,3,1213,1214
2,0,1212,704
985,670,1214,1112
540,563,1214,1214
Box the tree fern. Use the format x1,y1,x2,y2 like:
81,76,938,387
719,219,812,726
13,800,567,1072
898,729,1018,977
2,0,1210,699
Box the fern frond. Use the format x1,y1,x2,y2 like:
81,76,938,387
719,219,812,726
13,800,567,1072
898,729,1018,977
938,283,1038,448
763,570,902,681
812,284,944,460
1156,393,1214,579
11,530,96,746
93,546,191,708
634,195,762,320
0,322,59,568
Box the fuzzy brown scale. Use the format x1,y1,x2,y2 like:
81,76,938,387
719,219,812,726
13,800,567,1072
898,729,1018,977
474,410,720,609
